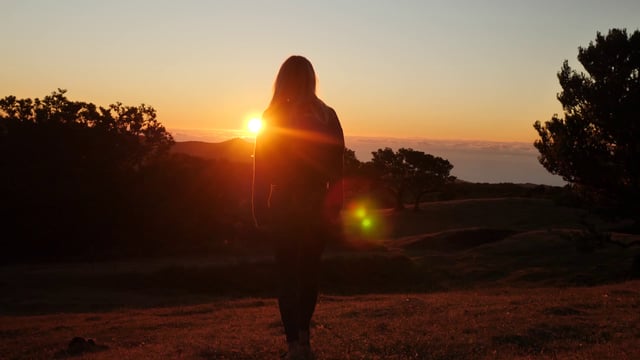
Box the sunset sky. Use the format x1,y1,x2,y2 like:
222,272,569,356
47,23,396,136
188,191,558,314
2,0,639,143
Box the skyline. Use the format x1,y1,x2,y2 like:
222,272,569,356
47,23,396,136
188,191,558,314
2,1,639,143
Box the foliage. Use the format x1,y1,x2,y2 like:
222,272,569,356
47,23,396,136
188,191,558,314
533,28,640,219
0,89,174,168
370,147,454,210
341,148,391,207
0,90,257,262
343,147,362,176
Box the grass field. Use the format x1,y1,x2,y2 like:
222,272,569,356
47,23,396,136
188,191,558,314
1,198,639,359
1,282,639,359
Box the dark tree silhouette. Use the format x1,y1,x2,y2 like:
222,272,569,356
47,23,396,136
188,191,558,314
0,89,176,261
371,147,454,211
400,148,455,211
0,89,174,171
343,147,362,176
533,28,640,220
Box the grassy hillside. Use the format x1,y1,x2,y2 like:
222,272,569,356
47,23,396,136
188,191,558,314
1,197,638,359
382,197,592,237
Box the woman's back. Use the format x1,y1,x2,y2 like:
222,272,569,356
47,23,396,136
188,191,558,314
258,99,343,188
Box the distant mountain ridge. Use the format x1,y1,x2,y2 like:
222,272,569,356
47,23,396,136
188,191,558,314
170,138,254,163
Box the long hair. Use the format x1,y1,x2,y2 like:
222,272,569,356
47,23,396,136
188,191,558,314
269,55,318,107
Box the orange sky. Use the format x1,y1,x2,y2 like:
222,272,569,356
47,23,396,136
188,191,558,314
2,1,639,142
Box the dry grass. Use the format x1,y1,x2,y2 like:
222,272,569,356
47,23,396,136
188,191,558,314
1,282,639,359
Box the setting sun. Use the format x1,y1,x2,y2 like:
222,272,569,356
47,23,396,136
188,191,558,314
248,118,263,134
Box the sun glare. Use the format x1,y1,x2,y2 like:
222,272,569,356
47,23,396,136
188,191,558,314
248,118,263,135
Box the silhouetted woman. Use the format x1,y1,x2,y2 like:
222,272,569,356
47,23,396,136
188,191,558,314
252,55,344,359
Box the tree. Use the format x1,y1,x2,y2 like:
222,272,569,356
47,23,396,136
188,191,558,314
371,147,454,211
0,89,174,172
0,89,175,261
343,147,363,176
400,148,455,211
533,28,640,219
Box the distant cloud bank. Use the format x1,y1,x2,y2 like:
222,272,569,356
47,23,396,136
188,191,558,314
169,128,565,186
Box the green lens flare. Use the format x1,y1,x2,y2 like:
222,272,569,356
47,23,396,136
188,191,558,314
344,199,386,242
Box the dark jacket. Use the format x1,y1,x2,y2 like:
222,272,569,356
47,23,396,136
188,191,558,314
252,99,344,229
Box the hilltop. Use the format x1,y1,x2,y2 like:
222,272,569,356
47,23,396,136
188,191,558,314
170,137,254,163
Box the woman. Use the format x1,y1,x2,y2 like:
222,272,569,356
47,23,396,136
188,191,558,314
252,55,344,359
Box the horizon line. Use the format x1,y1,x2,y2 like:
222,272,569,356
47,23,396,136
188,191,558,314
167,127,538,144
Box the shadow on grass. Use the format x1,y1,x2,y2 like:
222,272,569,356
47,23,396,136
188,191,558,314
0,255,439,316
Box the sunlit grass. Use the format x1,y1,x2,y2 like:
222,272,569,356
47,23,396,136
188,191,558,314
1,282,638,359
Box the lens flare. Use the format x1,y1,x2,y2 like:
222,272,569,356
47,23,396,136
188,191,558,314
342,198,389,249
361,217,373,230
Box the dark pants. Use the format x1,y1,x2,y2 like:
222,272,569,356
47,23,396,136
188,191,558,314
269,185,330,343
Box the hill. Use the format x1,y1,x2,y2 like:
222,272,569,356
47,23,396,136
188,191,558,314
1,197,639,358
170,137,254,163
2,198,637,311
